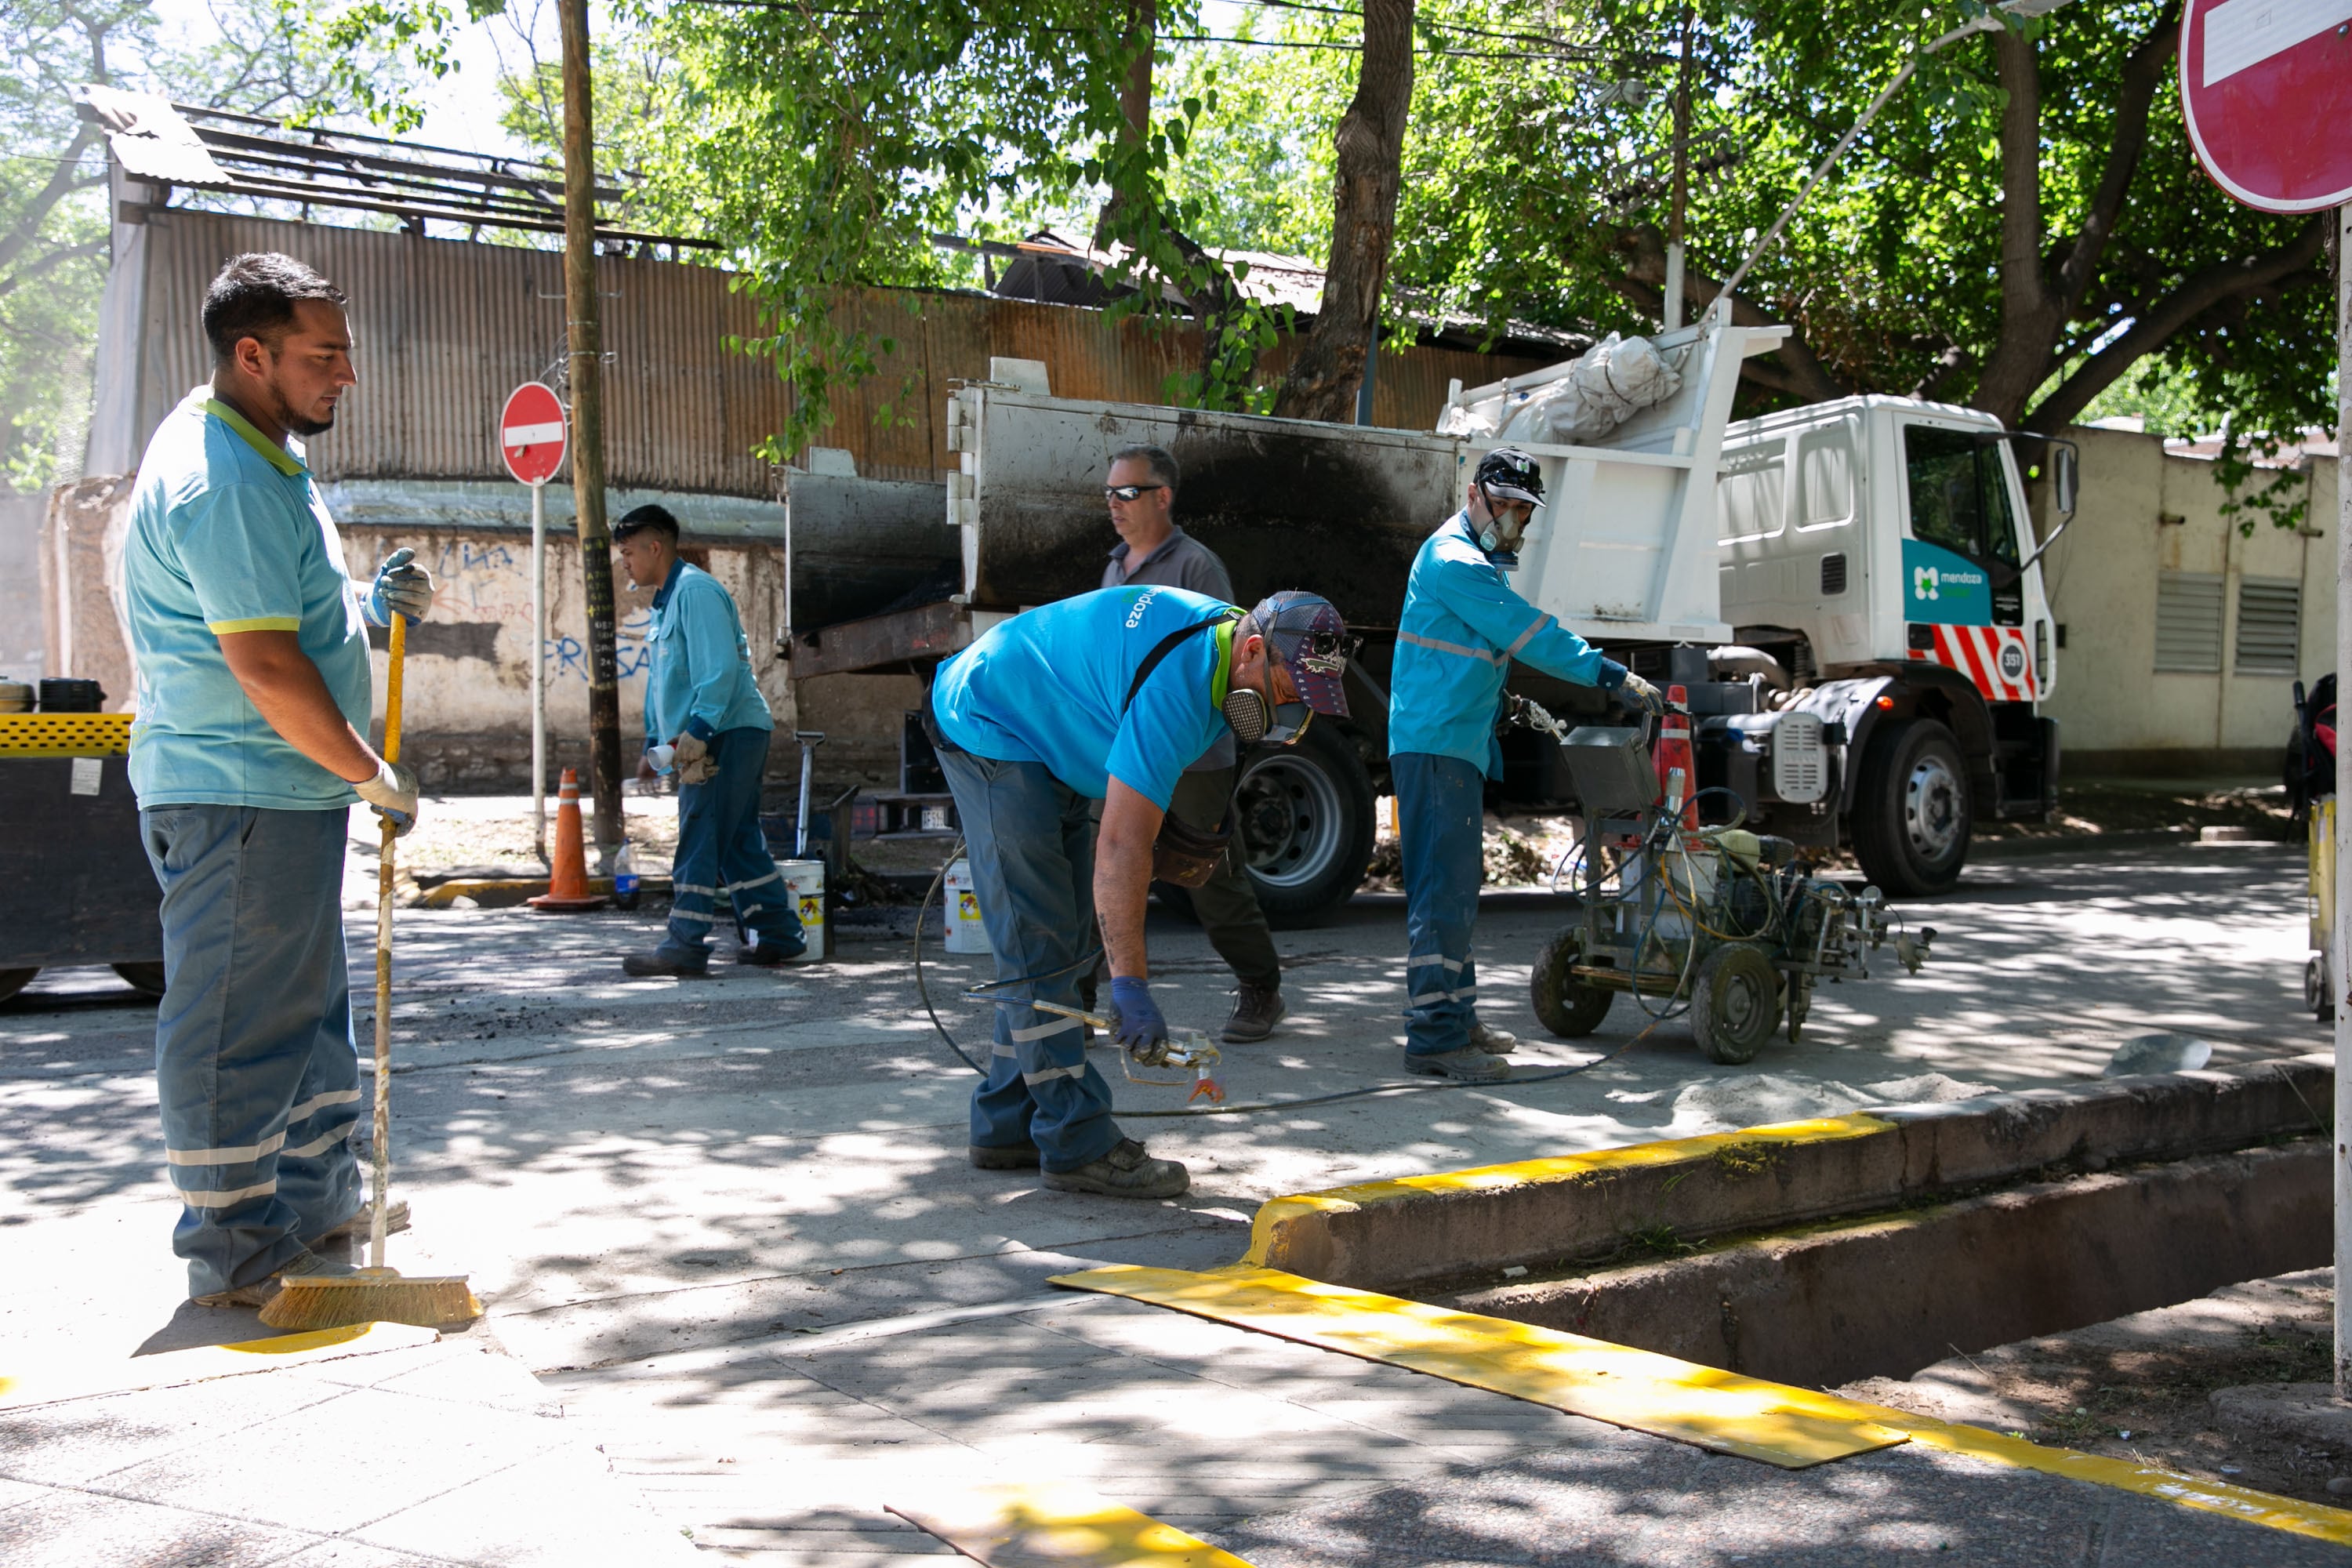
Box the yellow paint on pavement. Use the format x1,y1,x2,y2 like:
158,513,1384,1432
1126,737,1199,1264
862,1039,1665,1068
0,1320,439,1410
1051,1264,1907,1469
890,1481,1260,1567
1236,1114,1896,1268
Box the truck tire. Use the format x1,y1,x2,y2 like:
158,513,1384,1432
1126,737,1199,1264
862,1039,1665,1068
113,962,167,997
0,967,35,1004
1851,718,1970,897
1530,927,1613,1037
1235,722,1377,925
1691,942,1777,1065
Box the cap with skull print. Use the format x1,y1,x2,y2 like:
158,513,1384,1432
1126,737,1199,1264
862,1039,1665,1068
1247,590,1350,719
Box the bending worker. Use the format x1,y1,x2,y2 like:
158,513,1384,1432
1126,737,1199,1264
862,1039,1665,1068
122,252,434,1308
1389,447,1663,1082
615,503,804,976
1098,445,1287,1044
929,585,1351,1198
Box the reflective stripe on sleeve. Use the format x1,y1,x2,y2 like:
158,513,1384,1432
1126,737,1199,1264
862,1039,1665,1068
1398,630,1506,666
1503,612,1552,659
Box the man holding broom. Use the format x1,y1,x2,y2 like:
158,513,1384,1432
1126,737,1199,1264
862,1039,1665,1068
122,252,434,1310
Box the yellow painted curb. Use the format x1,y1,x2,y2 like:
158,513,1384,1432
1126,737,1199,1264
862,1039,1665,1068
1236,1113,1896,1268
890,1480,1258,1567
0,1320,440,1410
418,875,670,907
1052,1264,1906,1469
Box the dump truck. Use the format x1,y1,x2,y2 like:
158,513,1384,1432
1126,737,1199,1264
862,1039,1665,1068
782,314,2075,919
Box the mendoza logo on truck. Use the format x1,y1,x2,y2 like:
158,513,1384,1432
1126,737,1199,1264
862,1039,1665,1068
1900,539,1990,626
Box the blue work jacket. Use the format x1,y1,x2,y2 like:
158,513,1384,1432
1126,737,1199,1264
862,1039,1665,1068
642,560,773,746
1387,512,1626,776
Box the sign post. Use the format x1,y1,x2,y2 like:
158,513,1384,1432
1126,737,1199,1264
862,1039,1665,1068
499,382,569,863
2178,0,2352,1398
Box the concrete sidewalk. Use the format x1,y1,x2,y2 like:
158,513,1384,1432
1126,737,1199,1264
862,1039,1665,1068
1,1324,699,1567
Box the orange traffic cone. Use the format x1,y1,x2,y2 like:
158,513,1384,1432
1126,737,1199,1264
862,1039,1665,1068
528,768,608,911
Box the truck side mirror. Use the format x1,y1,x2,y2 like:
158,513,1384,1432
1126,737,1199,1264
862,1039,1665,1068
2052,445,2078,517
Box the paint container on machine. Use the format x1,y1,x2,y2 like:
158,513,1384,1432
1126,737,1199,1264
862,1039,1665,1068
612,843,639,910
944,858,993,955
780,859,826,961
648,743,676,773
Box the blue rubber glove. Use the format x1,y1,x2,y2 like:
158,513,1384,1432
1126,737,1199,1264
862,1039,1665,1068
367,546,438,627
1110,976,1167,1058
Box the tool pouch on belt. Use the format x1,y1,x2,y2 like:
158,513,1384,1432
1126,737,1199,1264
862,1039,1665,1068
1152,808,1233,888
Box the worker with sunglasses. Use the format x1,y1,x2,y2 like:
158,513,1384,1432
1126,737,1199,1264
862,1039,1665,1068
927,585,1350,1197
1099,445,1287,1045
1390,447,1664,1081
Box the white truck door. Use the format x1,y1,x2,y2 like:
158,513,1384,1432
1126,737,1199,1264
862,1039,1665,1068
1896,422,2042,706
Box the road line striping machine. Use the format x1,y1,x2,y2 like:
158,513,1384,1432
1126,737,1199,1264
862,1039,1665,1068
1519,686,1934,1065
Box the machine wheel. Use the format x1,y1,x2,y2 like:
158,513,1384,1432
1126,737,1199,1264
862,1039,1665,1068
1235,722,1377,927
1531,927,1614,1038
1692,942,1779,1065
113,962,167,997
0,967,36,1004
1851,719,1971,897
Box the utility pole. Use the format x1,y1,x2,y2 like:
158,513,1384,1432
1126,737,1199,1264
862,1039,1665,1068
560,0,623,851
1663,4,1693,332
2334,195,2350,1400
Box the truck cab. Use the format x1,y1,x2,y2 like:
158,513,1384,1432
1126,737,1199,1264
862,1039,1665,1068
1715,397,2065,893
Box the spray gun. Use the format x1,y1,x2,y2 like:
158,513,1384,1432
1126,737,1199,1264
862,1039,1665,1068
1027,1000,1225,1104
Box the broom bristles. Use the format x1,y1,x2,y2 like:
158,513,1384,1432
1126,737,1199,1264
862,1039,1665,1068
256,1270,481,1330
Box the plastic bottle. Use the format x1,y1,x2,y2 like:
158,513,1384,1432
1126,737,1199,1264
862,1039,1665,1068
613,841,640,910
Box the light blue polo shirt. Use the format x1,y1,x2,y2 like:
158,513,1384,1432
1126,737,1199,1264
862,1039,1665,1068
122,389,372,810
641,559,773,746
931,586,1236,808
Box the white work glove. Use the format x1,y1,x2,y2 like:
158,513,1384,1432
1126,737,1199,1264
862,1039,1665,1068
353,757,419,837
367,546,437,626
1613,670,1667,718
672,731,717,786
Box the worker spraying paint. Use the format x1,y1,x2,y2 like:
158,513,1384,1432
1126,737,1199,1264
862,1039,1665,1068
1388,447,1665,1082
613,503,804,975
121,252,435,1310
927,586,1352,1198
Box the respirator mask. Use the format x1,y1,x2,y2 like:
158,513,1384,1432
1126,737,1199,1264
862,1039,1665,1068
1475,489,1535,557
1221,618,1319,747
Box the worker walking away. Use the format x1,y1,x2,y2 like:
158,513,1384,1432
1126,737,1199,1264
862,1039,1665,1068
1098,445,1287,1044
930,585,1351,1196
614,503,804,975
1389,448,1664,1081
122,252,436,1308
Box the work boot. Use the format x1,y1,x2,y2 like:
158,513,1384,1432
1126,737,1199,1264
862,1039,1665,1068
1468,1016,1519,1056
969,1141,1042,1171
622,945,710,978
304,1200,411,1253
1222,982,1287,1044
1403,1048,1510,1083
192,1248,355,1310
1042,1138,1190,1200
737,931,807,966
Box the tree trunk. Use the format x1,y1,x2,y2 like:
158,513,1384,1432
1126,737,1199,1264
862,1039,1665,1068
1094,0,1154,246
1271,0,1414,423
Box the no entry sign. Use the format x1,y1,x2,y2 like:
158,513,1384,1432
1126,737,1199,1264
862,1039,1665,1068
499,382,568,486
2181,0,2352,212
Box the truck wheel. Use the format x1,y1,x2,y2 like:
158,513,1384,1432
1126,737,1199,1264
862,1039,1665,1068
1692,942,1777,1065
113,962,167,997
0,967,35,1004
1236,722,1376,926
1852,719,1970,897
1530,927,1613,1037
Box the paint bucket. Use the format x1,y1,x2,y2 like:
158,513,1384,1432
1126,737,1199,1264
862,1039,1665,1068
943,858,992,955
38,677,103,713
779,859,826,962
0,682,31,713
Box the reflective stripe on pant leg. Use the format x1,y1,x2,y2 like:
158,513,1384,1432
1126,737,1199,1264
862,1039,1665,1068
1396,753,1485,1057
712,728,803,947
144,804,342,1296
941,749,1120,1171
666,770,721,953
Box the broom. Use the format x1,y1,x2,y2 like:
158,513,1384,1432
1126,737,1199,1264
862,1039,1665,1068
261,613,481,1330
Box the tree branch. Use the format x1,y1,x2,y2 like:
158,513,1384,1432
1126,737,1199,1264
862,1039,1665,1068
2053,0,2180,308
1610,222,1846,402
0,238,106,298
0,122,102,278
2025,217,2328,433
1969,25,2060,425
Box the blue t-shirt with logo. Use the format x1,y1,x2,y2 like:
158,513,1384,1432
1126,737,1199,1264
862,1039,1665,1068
931,586,1236,808
122,389,372,810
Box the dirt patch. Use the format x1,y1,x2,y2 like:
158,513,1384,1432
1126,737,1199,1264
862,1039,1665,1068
1975,782,2294,841
1839,1269,2350,1506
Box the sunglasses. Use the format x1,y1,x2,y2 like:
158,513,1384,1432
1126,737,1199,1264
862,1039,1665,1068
1105,484,1168,502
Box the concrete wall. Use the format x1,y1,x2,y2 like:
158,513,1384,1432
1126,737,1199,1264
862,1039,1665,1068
2036,426,2338,776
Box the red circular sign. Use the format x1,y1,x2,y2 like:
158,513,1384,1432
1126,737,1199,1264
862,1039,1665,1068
2181,0,2352,213
499,382,568,485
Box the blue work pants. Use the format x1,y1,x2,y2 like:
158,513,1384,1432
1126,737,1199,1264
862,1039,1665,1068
938,748,1121,1171
665,727,801,958
140,804,363,1298
1395,751,1486,1057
